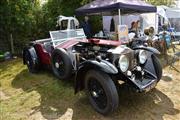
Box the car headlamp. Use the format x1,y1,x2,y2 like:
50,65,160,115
139,50,147,64
119,55,129,72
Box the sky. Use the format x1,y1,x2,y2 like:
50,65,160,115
40,0,47,6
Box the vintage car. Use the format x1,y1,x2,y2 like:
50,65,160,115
23,16,162,115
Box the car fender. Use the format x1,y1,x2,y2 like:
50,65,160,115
23,46,38,65
74,60,118,93
133,46,160,54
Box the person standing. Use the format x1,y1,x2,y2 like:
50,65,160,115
129,21,137,33
80,16,92,38
136,20,144,38
110,17,115,32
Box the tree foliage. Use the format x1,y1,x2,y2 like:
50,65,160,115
145,0,175,6
0,0,41,53
0,0,176,54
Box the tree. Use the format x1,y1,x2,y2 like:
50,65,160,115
145,0,175,6
0,0,176,54
0,0,41,54
39,0,101,36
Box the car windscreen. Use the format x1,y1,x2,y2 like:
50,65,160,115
50,29,86,46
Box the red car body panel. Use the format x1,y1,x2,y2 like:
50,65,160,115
34,44,51,65
82,39,121,46
56,39,80,49
56,38,121,49
35,38,122,65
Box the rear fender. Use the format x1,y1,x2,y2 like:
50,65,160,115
74,60,118,94
133,46,160,55
23,46,38,65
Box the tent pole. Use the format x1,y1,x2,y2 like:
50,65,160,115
118,9,121,41
155,13,158,34
118,9,121,25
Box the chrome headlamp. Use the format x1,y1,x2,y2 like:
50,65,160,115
119,55,129,72
139,50,147,64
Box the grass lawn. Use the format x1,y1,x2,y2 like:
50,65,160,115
0,57,180,120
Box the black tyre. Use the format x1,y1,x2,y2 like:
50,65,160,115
152,55,162,82
51,48,73,80
85,70,119,115
24,47,39,73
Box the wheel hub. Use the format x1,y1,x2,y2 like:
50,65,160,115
55,62,59,68
27,61,30,65
92,91,98,98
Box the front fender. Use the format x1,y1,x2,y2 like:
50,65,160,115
80,60,118,74
74,60,118,94
133,46,160,55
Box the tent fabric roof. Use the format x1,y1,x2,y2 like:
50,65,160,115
157,6,180,18
75,0,157,15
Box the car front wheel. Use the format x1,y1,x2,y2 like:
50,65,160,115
85,70,119,115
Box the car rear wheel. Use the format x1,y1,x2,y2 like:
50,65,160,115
51,48,73,80
24,48,39,73
85,70,119,115
152,55,162,82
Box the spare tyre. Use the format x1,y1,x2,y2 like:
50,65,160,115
51,48,73,80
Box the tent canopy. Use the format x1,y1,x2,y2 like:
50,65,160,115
75,0,157,15
157,6,168,20
157,6,180,19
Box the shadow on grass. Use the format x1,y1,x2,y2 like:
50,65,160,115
11,69,180,120
159,52,180,69
11,69,76,119
109,84,180,120
159,53,179,82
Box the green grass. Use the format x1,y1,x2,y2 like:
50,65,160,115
0,58,180,120
0,58,95,120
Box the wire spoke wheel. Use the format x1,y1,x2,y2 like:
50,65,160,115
25,52,33,70
53,54,65,76
88,78,108,109
51,48,72,80
85,70,119,115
